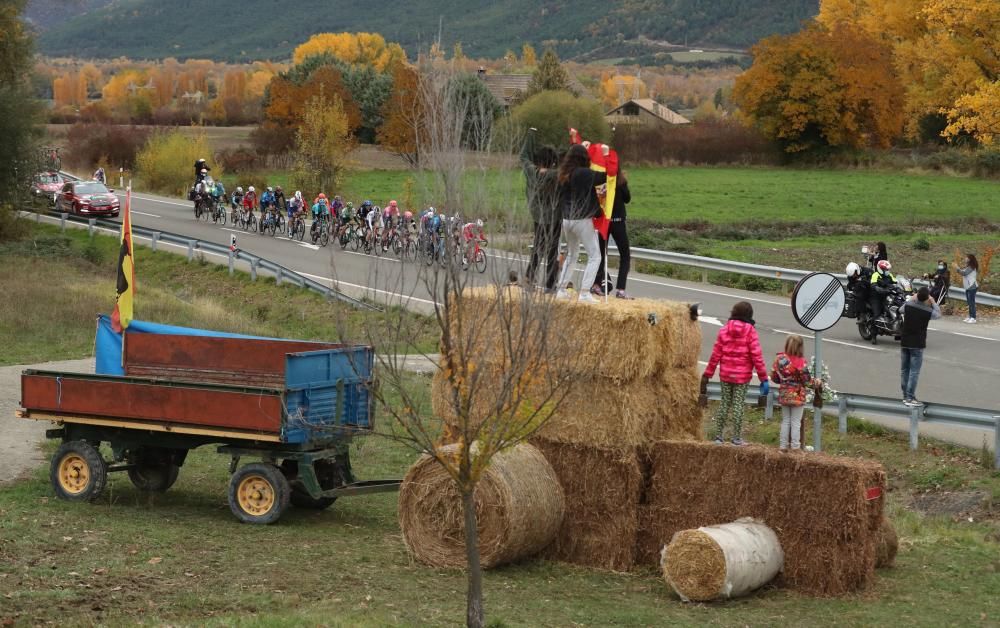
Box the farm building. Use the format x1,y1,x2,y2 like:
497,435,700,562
606,98,691,128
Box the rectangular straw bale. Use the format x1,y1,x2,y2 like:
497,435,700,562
531,437,643,571
639,441,886,596
448,287,701,383
431,366,702,447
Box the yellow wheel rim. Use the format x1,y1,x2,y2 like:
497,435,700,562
57,454,90,494
237,475,275,516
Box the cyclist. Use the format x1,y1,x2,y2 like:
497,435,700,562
274,186,286,213
93,167,106,184
213,179,226,203
260,186,276,212
339,201,355,229
231,186,244,210
311,193,330,238
242,185,258,223
287,190,305,236
331,195,344,222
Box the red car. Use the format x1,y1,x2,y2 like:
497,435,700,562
31,171,65,206
56,180,120,217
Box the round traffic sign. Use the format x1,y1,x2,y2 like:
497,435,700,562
791,272,845,332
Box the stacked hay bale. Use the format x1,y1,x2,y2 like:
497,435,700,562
640,441,887,595
432,288,703,571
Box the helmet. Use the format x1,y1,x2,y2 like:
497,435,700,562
236,186,243,193
318,193,326,200
201,168,208,174
362,200,372,208
403,210,412,220
294,191,302,200
877,260,892,273
346,201,354,209
476,219,483,228
266,186,273,192
389,200,398,208
428,206,436,214
845,262,860,277
335,195,342,201
275,186,282,193
248,186,255,193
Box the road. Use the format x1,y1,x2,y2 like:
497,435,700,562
67,189,1000,423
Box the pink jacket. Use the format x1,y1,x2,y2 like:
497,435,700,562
703,319,768,385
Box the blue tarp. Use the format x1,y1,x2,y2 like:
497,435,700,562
94,315,269,375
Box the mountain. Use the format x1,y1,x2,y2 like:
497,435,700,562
36,0,819,61
25,0,113,31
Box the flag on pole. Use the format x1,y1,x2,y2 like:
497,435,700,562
111,185,135,333
587,143,618,239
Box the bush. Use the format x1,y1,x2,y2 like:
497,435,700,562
136,130,219,196
215,148,263,174
913,238,931,251
504,90,610,150
612,120,779,166
65,123,152,172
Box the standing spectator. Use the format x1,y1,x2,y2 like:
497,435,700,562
594,170,634,299
701,301,769,446
770,335,811,451
868,241,888,268
923,259,950,306
900,287,941,406
557,143,606,304
522,129,561,292
955,254,979,324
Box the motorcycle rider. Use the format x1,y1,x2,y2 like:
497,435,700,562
869,260,897,322
846,262,867,317
194,159,210,182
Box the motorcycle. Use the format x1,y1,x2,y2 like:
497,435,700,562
844,247,913,344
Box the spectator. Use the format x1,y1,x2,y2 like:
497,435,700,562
594,169,633,299
900,286,941,406
701,301,769,446
556,143,606,304
770,335,811,452
521,129,561,292
955,254,979,324
923,259,950,306
868,241,888,268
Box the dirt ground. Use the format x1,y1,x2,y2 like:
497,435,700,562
0,358,94,485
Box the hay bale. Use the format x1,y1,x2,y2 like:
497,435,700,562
447,287,701,383
531,438,643,571
431,366,702,447
397,442,565,569
875,517,898,568
640,441,886,596
662,518,784,602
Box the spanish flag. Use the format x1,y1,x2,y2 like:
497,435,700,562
569,129,618,239
111,186,135,333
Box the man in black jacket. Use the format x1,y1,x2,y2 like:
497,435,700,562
899,287,941,407
522,129,561,292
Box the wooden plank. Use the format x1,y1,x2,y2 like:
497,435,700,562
21,373,284,433
19,410,282,443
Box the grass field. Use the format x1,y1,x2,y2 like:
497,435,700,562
0,223,438,366
3,395,1000,626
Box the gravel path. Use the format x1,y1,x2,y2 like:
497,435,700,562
0,358,94,485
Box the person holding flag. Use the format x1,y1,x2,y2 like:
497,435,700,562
111,185,135,333
570,128,620,300
556,143,606,303
596,169,634,299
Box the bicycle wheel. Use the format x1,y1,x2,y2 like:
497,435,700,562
351,229,361,251
339,227,350,250
296,220,305,241
219,210,227,226
248,215,257,232
319,228,329,247
475,248,487,273
276,214,285,234
391,234,403,256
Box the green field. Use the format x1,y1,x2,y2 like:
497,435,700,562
3,401,1000,626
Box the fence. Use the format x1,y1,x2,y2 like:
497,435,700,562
44,210,377,312
705,381,1000,468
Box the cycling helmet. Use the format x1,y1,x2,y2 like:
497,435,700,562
275,186,282,193
346,201,354,209
362,200,372,208
266,186,273,192
389,200,398,208
476,219,483,228
236,186,243,193
877,260,892,272
403,210,413,220
318,193,327,200
845,262,860,277
334,195,342,201
294,191,302,201
248,186,255,193
201,168,208,174
428,206,436,214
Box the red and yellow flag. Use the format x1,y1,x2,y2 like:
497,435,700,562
569,128,618,239
111,186,135,333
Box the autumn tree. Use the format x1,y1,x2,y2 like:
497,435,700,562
292,90,354,194
944,80,1000,145
526,48,572,97
733,24,905,153
507,90,610,148
600,74,648,107
377,64,425,166
521,43,537,67
293,32,406,72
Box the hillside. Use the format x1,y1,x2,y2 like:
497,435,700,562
24,0,111,31
36,0,818,61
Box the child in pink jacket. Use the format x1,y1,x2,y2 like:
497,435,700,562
702,301,769,445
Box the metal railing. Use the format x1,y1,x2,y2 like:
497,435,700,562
618,246,1000,308
44,210,378,312
705,381,1000,467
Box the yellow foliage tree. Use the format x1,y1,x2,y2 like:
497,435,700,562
102,70,148,110
944,80,1000,145
292,90,354,194
292,32,406,72
522,43,537,67
600,74,647,107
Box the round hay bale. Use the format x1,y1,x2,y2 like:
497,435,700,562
661,518,783,602
398,442,565,569
875,517,898,568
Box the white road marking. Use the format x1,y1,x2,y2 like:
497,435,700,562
950,331,1000,343
299,271,435,306
698,316,723,327
132,210,161,218
770,328,883,352
337,249,402,264
296,242,320,251
627,276,790,307
125,193,190,208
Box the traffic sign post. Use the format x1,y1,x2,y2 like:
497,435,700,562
790,273,846,453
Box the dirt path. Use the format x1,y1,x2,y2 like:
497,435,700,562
0,358,94,485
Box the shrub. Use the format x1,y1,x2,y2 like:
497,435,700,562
612,120,779,166
215,148,263,174
913,238,931,251
65,123,151,172
136,130,219,196
505,90,610,149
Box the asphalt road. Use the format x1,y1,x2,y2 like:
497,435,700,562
77,189,1000,422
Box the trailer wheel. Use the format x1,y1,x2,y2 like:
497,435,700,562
128,463,180,493
228,463,290,524
50,440,107,502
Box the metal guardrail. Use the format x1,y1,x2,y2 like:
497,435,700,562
44,209,378,312
705,381,1000,467
620,246,1000,308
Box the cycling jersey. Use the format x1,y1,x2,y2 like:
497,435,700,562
260,191,276,209
312,201,329,218
242,192,257,210
288,197,303,217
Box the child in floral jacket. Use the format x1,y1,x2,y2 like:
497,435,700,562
771,335,812,451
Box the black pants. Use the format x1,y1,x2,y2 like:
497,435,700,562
526,220,561,291
597,219,631,291
868,293,884,319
